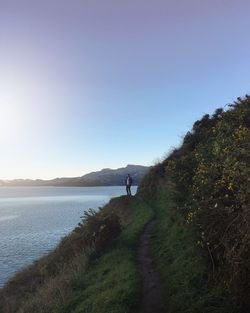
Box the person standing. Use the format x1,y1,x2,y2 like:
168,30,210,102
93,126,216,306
125,174,133,196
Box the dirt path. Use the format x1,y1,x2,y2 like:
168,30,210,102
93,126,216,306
137,218,164,313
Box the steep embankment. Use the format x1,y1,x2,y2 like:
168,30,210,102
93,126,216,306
0,196,154,313
138,96,250,312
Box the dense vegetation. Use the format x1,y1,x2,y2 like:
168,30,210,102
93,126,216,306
138,96,250,312
0,196,153,313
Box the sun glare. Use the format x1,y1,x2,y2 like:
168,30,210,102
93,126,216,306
0,80,29,143
0,105,20,142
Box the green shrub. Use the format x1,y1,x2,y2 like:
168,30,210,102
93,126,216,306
139,96,250,311
74,208,122,250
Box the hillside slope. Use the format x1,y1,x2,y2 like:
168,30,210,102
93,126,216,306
138,96,250,312
0,197,153,313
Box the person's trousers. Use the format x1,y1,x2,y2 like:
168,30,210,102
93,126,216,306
126,185,131,196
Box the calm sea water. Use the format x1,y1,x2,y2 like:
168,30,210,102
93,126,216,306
0,186,137,288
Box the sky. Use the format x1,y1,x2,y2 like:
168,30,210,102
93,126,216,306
0,0,250,179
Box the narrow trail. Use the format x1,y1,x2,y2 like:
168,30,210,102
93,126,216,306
137,218,164,313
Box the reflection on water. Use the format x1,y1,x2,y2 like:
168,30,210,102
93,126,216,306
0,215,19,222
0,186,137,287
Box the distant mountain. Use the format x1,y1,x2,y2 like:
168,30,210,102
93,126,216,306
0,165,150,187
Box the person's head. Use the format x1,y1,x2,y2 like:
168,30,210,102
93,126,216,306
127,173,130,177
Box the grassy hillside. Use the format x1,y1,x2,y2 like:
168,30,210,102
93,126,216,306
0,196,153,313
138,96,250,312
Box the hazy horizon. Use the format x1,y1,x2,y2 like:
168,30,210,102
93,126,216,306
0,164,148,181
1,0,250,180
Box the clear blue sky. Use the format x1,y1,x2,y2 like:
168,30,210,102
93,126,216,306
0,0,250,179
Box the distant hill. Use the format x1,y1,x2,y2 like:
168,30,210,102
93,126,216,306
0,165,150,187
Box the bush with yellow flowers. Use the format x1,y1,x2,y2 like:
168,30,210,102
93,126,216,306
139,96,250,310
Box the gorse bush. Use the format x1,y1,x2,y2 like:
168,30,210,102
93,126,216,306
139,96,250,311
74,208,122,250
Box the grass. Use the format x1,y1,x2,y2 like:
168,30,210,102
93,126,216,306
150,186,239,313
55,196,153,313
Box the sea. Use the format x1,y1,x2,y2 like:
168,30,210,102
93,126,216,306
0,186,137,288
